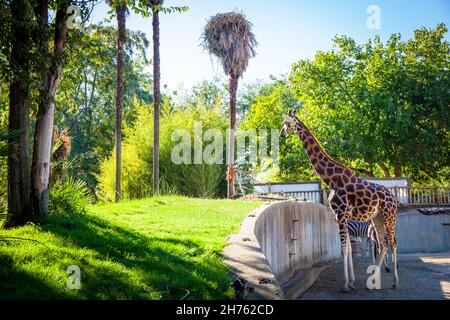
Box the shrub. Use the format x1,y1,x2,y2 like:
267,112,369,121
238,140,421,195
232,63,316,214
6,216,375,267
49,177,93,215
97,102,228,201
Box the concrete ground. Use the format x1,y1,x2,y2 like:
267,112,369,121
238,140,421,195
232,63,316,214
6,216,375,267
298,252,450,300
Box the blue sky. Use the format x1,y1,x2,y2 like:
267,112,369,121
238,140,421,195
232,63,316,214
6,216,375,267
87,0,450,91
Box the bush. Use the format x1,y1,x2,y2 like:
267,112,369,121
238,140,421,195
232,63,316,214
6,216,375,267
97,102,228,201
49,177,93,215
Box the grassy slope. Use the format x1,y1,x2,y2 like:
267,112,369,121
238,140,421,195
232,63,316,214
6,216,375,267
0,196,261,299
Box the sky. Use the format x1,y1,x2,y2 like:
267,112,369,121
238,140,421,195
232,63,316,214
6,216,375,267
86,0,450,92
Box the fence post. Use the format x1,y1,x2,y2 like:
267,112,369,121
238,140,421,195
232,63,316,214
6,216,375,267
322,189,328,207
394,186,400,203
408,185,412,205
434,186,440,205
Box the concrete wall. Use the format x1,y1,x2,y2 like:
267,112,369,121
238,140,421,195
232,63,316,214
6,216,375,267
224,201,450,300
396,209,450,253
254,201,341,284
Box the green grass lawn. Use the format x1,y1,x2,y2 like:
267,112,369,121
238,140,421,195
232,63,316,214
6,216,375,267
0,196,262,299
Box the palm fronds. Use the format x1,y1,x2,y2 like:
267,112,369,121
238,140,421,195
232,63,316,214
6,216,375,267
202,11,257,77
49,177,93,215
0,129,24,158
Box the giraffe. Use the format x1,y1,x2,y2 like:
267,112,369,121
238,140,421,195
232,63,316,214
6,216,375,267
280,110,399,292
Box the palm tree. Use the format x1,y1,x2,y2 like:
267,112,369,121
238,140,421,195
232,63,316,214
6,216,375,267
151,0,163,195
107,0,127,202
202,12,257,198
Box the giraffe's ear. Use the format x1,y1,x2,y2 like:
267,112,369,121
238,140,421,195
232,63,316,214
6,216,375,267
283,115,290,121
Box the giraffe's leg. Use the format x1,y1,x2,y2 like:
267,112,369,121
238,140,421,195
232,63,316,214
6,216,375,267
391,245,398,288
384,251,391,273
373,223,390,272
370,237,376,265
340,236,351,293
384,211,399,288
330,196,353,293
373,215,388,288
347,234,356,289
337,217,353,293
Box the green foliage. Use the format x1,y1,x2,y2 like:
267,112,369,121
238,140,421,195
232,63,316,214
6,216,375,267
242,77,307,181
55,23,153,189
129,0,189,18
181,77,229,113
97,97,229,201
289,24,449,184
0,127,25,212
49,178,93,216
0,1,10,81
244,77,302,130
241,24,450,184
0,196,261,299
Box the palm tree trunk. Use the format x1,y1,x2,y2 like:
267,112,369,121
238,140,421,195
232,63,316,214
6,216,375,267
31,2,68,218
115,4,126,203
227,74,238,199
152,3,160,195
3,0,34,228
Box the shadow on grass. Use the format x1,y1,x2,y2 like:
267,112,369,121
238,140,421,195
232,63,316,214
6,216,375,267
35,213,232,300
0,263,67,299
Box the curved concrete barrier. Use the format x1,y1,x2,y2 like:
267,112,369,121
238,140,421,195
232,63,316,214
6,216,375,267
224,201,341,300
224,202,450,300
254,201,341,299
254,201,340,282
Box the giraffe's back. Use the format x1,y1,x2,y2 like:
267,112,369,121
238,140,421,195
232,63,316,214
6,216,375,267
343,178,396,221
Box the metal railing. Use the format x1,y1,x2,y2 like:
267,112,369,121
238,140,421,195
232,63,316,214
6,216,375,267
387,186,450,206
259,186,450,207
276,190,323,204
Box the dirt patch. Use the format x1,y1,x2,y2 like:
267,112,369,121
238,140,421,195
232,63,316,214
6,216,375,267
298,252,450,300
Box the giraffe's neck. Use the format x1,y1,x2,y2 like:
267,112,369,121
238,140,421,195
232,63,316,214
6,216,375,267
295,120,354,189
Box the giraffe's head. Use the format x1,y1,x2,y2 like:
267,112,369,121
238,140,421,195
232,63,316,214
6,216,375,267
280,110,300,137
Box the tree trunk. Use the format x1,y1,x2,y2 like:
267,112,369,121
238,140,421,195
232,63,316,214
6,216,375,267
378,162,390,177
351,167,375,177
31,2,68,219
152,3,160,195
227,74,238,199
115,4,126,203
3,0,35,228
391,144,402,177
394,161,402,177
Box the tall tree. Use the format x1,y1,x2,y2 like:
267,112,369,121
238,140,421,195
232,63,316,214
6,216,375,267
55,24,152,190
130,0,187,195
115,3,127,203
31,0,70,218
3,0,35,227
288,24,449,183
106,0,128,202
151,0,161,195
202,12,257,198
